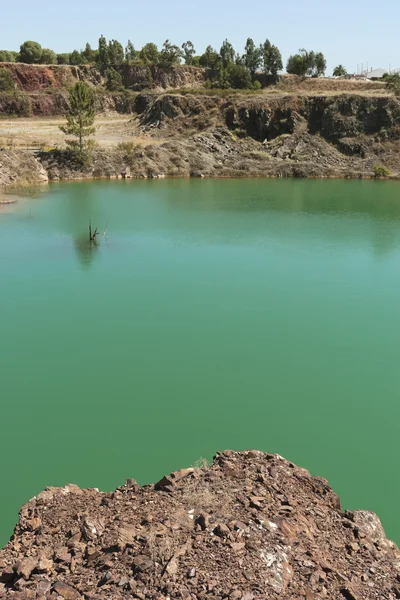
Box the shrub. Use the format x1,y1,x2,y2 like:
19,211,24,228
117,140,138,154
40,48,57,65
0,68,15,92
227,64,252,89
19,41,42,64
373,163,391,178
0,50,17,62
105,68,124,91
57,53,70,65
253,80,262,90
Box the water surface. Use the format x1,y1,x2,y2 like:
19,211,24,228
1,178,400,547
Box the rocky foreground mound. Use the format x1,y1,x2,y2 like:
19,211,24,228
1,451,399,600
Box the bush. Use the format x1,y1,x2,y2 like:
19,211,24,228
373,163,391,178
253,80,262,90
40,48,57,65
0,68,15,92
105,68,124,91
69,50,82,66
0,50,17,62
19,41,42,64
385,73,400,97
227,64,252,89
57,53,70,65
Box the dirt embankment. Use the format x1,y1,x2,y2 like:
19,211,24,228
0,450,399,600
0,63,204,94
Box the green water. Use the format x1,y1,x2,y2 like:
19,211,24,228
1,178,400,547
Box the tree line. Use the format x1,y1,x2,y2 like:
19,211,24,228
0,37,329,89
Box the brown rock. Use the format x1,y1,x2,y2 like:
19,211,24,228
214,523,230,538
37,555,53,573
165,558,178,576
0,566,15,584
155,476,174,491
54,547,72,564
195,514,209,530
132,555,153,573
53,581,81,599
15,557,37,580
117,524,137,547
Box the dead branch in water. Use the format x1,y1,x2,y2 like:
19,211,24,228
89,219,99,242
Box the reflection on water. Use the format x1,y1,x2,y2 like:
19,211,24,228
74,238,100,269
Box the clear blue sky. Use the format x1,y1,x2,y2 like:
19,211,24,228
4,0,399,73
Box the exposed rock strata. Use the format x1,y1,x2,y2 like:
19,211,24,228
2,93,400,185
0,63,204,93
0,451,399,599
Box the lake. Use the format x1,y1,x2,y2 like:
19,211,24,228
1,178,400,547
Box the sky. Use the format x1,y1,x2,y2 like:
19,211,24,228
3,0,400,74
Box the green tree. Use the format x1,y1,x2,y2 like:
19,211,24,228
125,40,137,61
313,52,326,77
0,68,15,91
158,40,182,67
57,53,70,65
105,67,124,91
199,45,221,69
0,50,17,62
60,82,96,159
82,43,96,63
108,40,124,65
235,52,245,66
139,43,159,64
243,38,262,79
182,41,196,65
98,35,109,65
286,52,307,76
287,49,326,77
333,65,347,77
40,48,57,64
69,50,82,65
19,41,42,64
262,39,283,76
227,64,252,89
220,39,235,68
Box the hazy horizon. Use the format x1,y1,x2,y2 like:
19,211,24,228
3,0,399,74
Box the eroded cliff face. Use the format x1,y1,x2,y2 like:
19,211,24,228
0,63,204,93
1,92,400,184
0,451,399,600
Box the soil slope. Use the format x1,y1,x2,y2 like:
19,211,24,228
0,451,399,600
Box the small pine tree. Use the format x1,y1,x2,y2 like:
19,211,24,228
105,67,124,91
60,82,96,160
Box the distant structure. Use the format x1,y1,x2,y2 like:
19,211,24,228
345,68,399,81
366,68,386,79
351,66,400,80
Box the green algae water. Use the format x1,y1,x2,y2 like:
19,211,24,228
1,178,400,547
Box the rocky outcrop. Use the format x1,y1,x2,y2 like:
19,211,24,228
0,451,399,600
119,65,204,92
0,63,204,93
2,92,400,184
0,150,48,188
135,93,400,143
